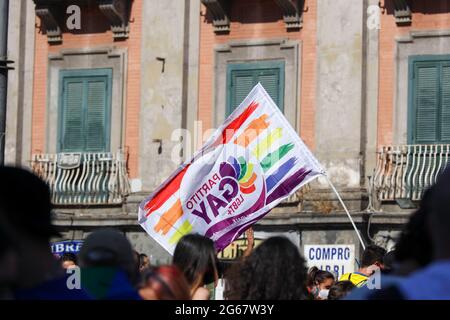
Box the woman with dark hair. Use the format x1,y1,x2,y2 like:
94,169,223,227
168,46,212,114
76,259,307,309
138,265,191,300
306,266,335,300
224,236,308,300
172,234,218,300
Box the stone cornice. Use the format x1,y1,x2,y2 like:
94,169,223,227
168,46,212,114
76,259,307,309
33,0,131,43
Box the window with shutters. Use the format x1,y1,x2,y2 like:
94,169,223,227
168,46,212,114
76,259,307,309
58,69,112,153
408,56,450,144
226,61,285,116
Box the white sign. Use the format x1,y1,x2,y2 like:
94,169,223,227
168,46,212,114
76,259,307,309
304,244,355,279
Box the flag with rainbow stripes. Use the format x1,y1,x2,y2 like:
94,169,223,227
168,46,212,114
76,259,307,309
138,83,325,254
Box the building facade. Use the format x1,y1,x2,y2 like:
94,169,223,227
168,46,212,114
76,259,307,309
5,0,450,265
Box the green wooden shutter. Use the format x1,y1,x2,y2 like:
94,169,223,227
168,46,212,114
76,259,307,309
226,61,284,116
440,63,450,142
62,79,85,152
257,68,281,108
86,78,108,152
413,63,439,144
230,70,255,113
59,69,112,153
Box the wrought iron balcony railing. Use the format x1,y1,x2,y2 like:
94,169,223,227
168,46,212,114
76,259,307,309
31,151,130,206
371,144,450,204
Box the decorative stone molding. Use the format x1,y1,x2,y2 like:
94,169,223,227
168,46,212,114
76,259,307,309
96,0,131,39
274,0,303,30
34,4,62,43
201,0,230,33
214,38,301,131
33,0,131,43
396,29,450,43
201,0,304,33
393,0,412,25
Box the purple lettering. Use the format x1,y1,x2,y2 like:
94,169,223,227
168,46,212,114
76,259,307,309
202,184,210,194
207,194,228,218
208,178,217,188
190,195,198,205
191,201,211,224
219,177,239,202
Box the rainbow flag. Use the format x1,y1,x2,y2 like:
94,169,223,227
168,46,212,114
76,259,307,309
138,84,325,253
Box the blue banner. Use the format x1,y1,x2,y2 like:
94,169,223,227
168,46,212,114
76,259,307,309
51,240,83,255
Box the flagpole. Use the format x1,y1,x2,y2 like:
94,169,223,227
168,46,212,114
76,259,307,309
325,175,366,250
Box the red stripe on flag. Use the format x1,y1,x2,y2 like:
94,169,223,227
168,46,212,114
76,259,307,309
213,101,259,146
144,166,189,217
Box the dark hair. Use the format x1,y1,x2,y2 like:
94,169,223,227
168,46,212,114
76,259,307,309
60,252,77,264
361,245,387,268
172,234,217,287
394,186,433,267
428,168,450,259
133,250,140,262
139,253,148,260
328,281,355,300
139,265,191,300
224,237,308,300
382,250,396,273
133,250,140,273
139,253,149,269
306,266,335,288
0,166,59,241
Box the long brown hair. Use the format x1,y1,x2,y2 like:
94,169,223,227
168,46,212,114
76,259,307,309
224,237,308,300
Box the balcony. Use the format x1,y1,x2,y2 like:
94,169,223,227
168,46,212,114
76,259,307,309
31,151,130,206
371,144,450,207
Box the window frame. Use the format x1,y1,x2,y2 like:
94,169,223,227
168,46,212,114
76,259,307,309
57,68,113,153
226,60,285,117
408,54,450,144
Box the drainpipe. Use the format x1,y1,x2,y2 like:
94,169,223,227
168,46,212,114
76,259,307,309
0,0,12,166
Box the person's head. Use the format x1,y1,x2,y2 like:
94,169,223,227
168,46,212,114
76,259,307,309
428,167,450,260
0,224,18,299
224,236,308,300
360,244,387,272
172,234,218,293
138,265,191,300
327,281,355,300
0,167,60,246
0,167,61,288
306,266,335,300
392,186,434,275
382,251,396,274
60,253,78,269
139,253,150,272
79,229,137,284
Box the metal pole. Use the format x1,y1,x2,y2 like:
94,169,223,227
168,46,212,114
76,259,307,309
325,175,366,250
0,0,9,166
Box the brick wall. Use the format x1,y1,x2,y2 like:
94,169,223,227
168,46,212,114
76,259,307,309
198,0,317,150
378,0,450,147
31,1,142,178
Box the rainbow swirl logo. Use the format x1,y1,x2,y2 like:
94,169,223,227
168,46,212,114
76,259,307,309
220,156,258,195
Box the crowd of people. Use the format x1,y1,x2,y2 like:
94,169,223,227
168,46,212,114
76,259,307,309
1,165,450,300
